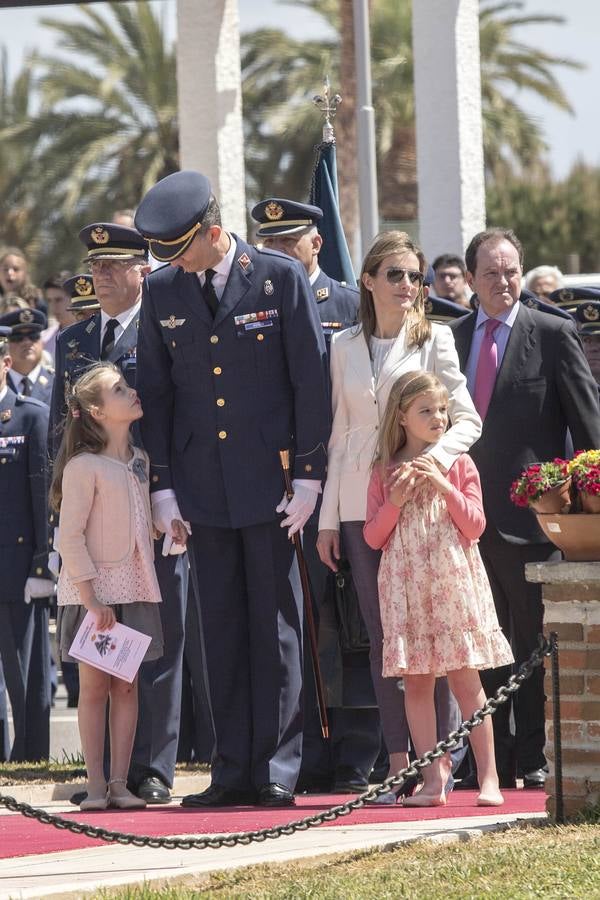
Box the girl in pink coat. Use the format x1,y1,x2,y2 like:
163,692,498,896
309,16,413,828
364,370,512,808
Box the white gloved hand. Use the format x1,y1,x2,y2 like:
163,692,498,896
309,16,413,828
276,479,320,537
24,577,55,605
161,532,189,558
151,491,188,535
48,526,60,578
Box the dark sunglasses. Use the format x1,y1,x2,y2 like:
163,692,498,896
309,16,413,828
384,267,424,286
9,332,41,343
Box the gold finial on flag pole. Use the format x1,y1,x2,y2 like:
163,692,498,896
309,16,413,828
313,76,342,143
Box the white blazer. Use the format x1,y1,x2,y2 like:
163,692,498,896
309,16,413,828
319,322,482,530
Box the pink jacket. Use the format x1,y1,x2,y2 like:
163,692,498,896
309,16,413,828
57,448,154,583
363,453,486,551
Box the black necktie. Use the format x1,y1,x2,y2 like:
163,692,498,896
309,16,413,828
21,376,32,396
203,269,219,318
101,318,119,360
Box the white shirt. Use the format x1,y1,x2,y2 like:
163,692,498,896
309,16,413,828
465,301,521,395
8,363,42,394
196,236,237,301
100,301,141,348
309,266,321,286
0,386,7,403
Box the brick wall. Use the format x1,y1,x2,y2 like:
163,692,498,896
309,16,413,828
538,577,600,819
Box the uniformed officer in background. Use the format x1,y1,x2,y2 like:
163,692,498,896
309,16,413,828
63,274,101,322
0,308,54,405
134,170,330,808
251,198,358,345
0,328,53,761
49,223,188,804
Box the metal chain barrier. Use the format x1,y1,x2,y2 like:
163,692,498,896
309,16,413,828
0,635,552,851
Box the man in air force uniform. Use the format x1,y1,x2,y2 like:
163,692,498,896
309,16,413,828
134,171,330,808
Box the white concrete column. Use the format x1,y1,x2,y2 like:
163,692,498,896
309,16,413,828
411,0,485,259
176,0,246,237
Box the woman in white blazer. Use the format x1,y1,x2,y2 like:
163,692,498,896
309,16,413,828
317,231,482,790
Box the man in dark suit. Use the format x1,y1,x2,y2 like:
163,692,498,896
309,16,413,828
0,328,53,761
134,170,330,808
0,309,54,405
49,223,188,804
450,228,600,788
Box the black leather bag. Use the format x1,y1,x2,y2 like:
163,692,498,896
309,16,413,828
333,558,370,653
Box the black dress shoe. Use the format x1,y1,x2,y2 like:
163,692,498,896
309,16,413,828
135,776,171,804
181,784,255,808
257,783,295,807
522,768,547,788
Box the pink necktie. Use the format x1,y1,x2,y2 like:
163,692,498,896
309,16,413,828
473,318,501,419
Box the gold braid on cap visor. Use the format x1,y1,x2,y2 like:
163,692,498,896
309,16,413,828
146,222,202,262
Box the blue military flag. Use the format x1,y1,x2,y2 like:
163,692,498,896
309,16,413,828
309,140,356,285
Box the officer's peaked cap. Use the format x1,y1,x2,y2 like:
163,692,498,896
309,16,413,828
79,223,148,263
134,170,213,262
252,198,323,237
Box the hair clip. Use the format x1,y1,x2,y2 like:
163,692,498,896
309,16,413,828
71,408,81,419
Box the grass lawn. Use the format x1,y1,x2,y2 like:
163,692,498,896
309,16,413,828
0,761,210,785
95,823,600,899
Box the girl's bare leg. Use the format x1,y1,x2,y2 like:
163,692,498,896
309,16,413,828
402,673,450,806
78,663,110,802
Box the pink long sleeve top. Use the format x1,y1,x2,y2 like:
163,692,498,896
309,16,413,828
363,454,486,551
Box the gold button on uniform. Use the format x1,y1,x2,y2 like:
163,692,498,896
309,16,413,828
171,340,176,347
218,430,227,440
213,366,222,375
257,333,264,341
152,474,159,483
36,567,42,575
210,335,219,344
17,536,24,544
216,398,225,407
1,458,5,464
304,464,312,473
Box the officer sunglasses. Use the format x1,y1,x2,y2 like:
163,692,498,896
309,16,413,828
384,267,424,286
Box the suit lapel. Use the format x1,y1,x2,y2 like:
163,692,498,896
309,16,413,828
213,237,254,328
452,313,477,370
491,304,536,403
347,328,377,397
376,329,419,394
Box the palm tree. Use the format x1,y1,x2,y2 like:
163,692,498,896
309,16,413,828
242,0,581,229
0,1,178,276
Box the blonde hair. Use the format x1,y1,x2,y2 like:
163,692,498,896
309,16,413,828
359,230,431,349
374,370,448,472
49,362,125,511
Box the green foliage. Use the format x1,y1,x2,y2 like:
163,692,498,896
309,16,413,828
487,163,600,272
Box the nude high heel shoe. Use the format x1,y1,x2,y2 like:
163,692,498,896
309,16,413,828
108,779,147,810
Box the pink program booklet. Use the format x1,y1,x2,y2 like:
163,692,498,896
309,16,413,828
68,611,151,683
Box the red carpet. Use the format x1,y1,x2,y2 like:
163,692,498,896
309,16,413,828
0,790,545,860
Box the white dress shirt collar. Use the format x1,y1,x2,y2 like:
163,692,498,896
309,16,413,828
0,386,8,403
101,300,141,344
475,298,521,331
309,265,321,286
9,363,42,392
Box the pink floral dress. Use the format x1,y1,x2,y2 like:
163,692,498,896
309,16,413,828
379,480,513,677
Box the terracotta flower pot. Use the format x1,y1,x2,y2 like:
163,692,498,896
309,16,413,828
529,478,572,515
580,491,600,514
536,512,600,561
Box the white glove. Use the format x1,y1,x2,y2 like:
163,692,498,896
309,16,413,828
24,577,55,605
48,527,60,578
276,479,321,537
161,533,189,558
151,490,190,536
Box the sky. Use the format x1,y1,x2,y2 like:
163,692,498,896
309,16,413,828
0,0,598,179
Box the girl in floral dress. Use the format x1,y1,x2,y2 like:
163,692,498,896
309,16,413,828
364,370,513,807
50,363,187,811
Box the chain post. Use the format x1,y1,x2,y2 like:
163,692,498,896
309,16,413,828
0,637,553,850
550,631,564,825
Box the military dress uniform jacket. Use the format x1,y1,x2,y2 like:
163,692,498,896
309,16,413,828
49,313,139,459
136,236,330,529
8,367,54,407
312,270,358,342
0,391,50,602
